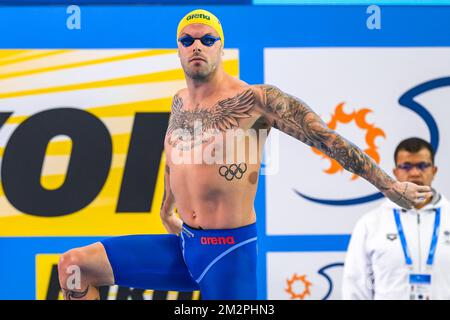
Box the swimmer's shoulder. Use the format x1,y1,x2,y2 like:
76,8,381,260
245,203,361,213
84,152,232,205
249,83,287,110
173,88,188,100
170,88,188,111
230,79,265,101
225,81,267,110
250,83,280,96
248,83,272,108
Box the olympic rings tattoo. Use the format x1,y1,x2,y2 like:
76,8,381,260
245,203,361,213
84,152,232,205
219,163,247,181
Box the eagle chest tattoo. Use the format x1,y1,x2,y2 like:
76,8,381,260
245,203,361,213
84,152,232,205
167,89,256,150
166,89,256,181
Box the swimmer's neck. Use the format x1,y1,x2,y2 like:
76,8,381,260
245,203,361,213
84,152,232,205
185,67,229,105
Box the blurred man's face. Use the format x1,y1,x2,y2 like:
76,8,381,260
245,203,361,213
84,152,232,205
393,148,437,187
177,24,223,81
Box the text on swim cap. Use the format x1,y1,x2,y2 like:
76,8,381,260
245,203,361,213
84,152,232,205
186,13,211,21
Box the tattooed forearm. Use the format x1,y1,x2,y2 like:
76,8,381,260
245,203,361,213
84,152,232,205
392,183,408,203
258,85,395,192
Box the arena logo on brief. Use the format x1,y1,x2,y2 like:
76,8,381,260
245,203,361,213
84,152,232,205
200,236,235,245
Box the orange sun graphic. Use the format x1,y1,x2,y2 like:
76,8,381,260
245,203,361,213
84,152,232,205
285,273,312,300
312,102,386,180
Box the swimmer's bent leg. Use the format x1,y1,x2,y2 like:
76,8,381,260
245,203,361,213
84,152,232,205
101,234,199,292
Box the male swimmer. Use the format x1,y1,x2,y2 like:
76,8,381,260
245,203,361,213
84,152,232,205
58,9,432,300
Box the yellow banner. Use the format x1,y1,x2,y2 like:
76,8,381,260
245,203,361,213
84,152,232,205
0,49,240,236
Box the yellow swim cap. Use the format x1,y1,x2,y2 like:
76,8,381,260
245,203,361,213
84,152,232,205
177,9,224,47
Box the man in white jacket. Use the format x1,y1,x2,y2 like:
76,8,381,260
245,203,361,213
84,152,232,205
343,137,450,300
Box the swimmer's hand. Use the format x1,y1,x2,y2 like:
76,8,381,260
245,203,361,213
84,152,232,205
383,181,433,210
161,211,183,235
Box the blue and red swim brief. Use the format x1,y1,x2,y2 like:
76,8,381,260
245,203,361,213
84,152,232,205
100,222,257,300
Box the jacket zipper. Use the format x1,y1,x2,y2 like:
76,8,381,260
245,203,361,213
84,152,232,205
417,212,422,272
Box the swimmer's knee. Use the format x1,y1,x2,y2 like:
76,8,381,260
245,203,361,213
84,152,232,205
58,247,104,300
58,247,92,286
59,242,114,288
59,248,84,272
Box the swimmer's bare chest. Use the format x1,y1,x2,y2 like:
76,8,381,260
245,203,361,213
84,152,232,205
164,86,270,229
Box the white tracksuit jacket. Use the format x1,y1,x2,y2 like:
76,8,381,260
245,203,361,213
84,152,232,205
342,192,450,299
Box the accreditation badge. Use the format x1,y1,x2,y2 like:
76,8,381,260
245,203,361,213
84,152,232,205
409,274,432,300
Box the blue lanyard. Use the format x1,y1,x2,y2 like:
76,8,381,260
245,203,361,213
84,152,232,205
393,208,441,266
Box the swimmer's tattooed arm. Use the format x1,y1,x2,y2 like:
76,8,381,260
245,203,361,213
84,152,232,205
257,85,431,209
